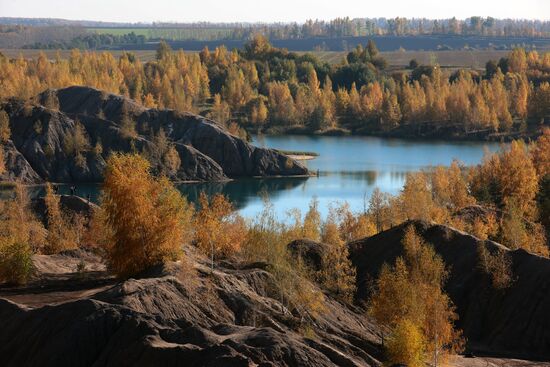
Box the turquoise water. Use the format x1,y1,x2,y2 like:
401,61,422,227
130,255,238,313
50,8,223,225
45,135,503,219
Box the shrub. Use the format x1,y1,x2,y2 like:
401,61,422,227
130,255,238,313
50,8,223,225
302,198,321,241
100,153,193,278
242,196,325,319
0,240,33,285
369,226,462,364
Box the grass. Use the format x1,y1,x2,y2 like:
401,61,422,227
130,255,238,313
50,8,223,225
87,27,234,41
309,49,515,68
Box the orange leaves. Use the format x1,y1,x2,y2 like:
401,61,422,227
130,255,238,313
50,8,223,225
101,153,193,278
194,192,246,261
369,226,461,365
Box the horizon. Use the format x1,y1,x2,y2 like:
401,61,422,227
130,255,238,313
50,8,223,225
0,0,549,23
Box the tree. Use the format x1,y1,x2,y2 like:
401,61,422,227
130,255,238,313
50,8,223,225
100,153,193,278
194,192,246,269
369,226,462,365
119,108,138,140
386,319,426,367
156,40,172,61
64,120,90,167
0,110,10,142
0,184,44,284
318,207,357,303
302,198,321,241
531,127,550,177
43,183,76,254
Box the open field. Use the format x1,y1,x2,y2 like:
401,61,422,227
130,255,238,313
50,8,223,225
88,27,234,40
1,48,516,69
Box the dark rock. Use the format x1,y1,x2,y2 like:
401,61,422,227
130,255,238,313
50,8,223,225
0,86,308,184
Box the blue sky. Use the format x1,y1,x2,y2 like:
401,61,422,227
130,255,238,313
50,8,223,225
0,0,548,23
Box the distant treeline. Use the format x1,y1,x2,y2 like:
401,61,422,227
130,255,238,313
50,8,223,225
2,16,550,50
22,32,147,50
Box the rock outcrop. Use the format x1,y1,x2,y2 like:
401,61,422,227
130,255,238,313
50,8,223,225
0,249,382,367
349,220,550,360
0,86,308,184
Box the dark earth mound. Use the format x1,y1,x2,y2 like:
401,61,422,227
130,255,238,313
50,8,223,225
349,220,550,361
0,249,382,367
0,86,309,184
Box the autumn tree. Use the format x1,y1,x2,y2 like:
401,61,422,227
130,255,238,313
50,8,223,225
64,119,91,167
369,226,462,365
100,153,193,278
0,184,45,284
317,205,357,303
146,128,181,177
194,192,246,268
302,198,321,241
0,110,10,142
43,183,77,254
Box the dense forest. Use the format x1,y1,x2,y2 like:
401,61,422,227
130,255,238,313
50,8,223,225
1,37,548,137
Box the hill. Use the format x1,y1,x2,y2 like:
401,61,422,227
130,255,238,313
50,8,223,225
0,86,309,184
349,221,550,360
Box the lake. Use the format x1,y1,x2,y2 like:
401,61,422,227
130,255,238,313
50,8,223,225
46,135,503,220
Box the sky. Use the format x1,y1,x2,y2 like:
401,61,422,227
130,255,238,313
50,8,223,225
0,0,549,23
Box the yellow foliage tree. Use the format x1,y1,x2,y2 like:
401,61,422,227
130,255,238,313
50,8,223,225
194,192,246,268
0,184,45,284
100,153,193,278
369,226,462,365
386,319,427,367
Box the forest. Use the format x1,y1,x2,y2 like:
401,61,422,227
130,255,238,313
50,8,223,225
1,36,549,138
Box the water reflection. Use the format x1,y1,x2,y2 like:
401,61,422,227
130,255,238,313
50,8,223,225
15,135,502,220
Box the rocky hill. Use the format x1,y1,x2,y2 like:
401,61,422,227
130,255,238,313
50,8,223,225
0,86,309,184
349,220,550,361
1,219,549,366
0,248,383,367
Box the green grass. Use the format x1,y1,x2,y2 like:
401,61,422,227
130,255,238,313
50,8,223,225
309,50,516,68
87,27,234,41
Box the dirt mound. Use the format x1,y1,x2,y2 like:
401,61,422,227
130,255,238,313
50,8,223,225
0,250,382,367
0,87,308,184
349,220,550,360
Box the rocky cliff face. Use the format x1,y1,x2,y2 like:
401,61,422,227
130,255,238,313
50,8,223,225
349,220,550,360
0,86,308,184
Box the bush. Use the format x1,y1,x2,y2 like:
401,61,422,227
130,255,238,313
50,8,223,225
0,241,33,285
100,153,193,278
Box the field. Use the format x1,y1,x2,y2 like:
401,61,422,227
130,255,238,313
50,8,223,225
0,48,513,69
88,27,234,41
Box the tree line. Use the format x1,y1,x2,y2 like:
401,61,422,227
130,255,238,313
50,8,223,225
1,37,549,136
